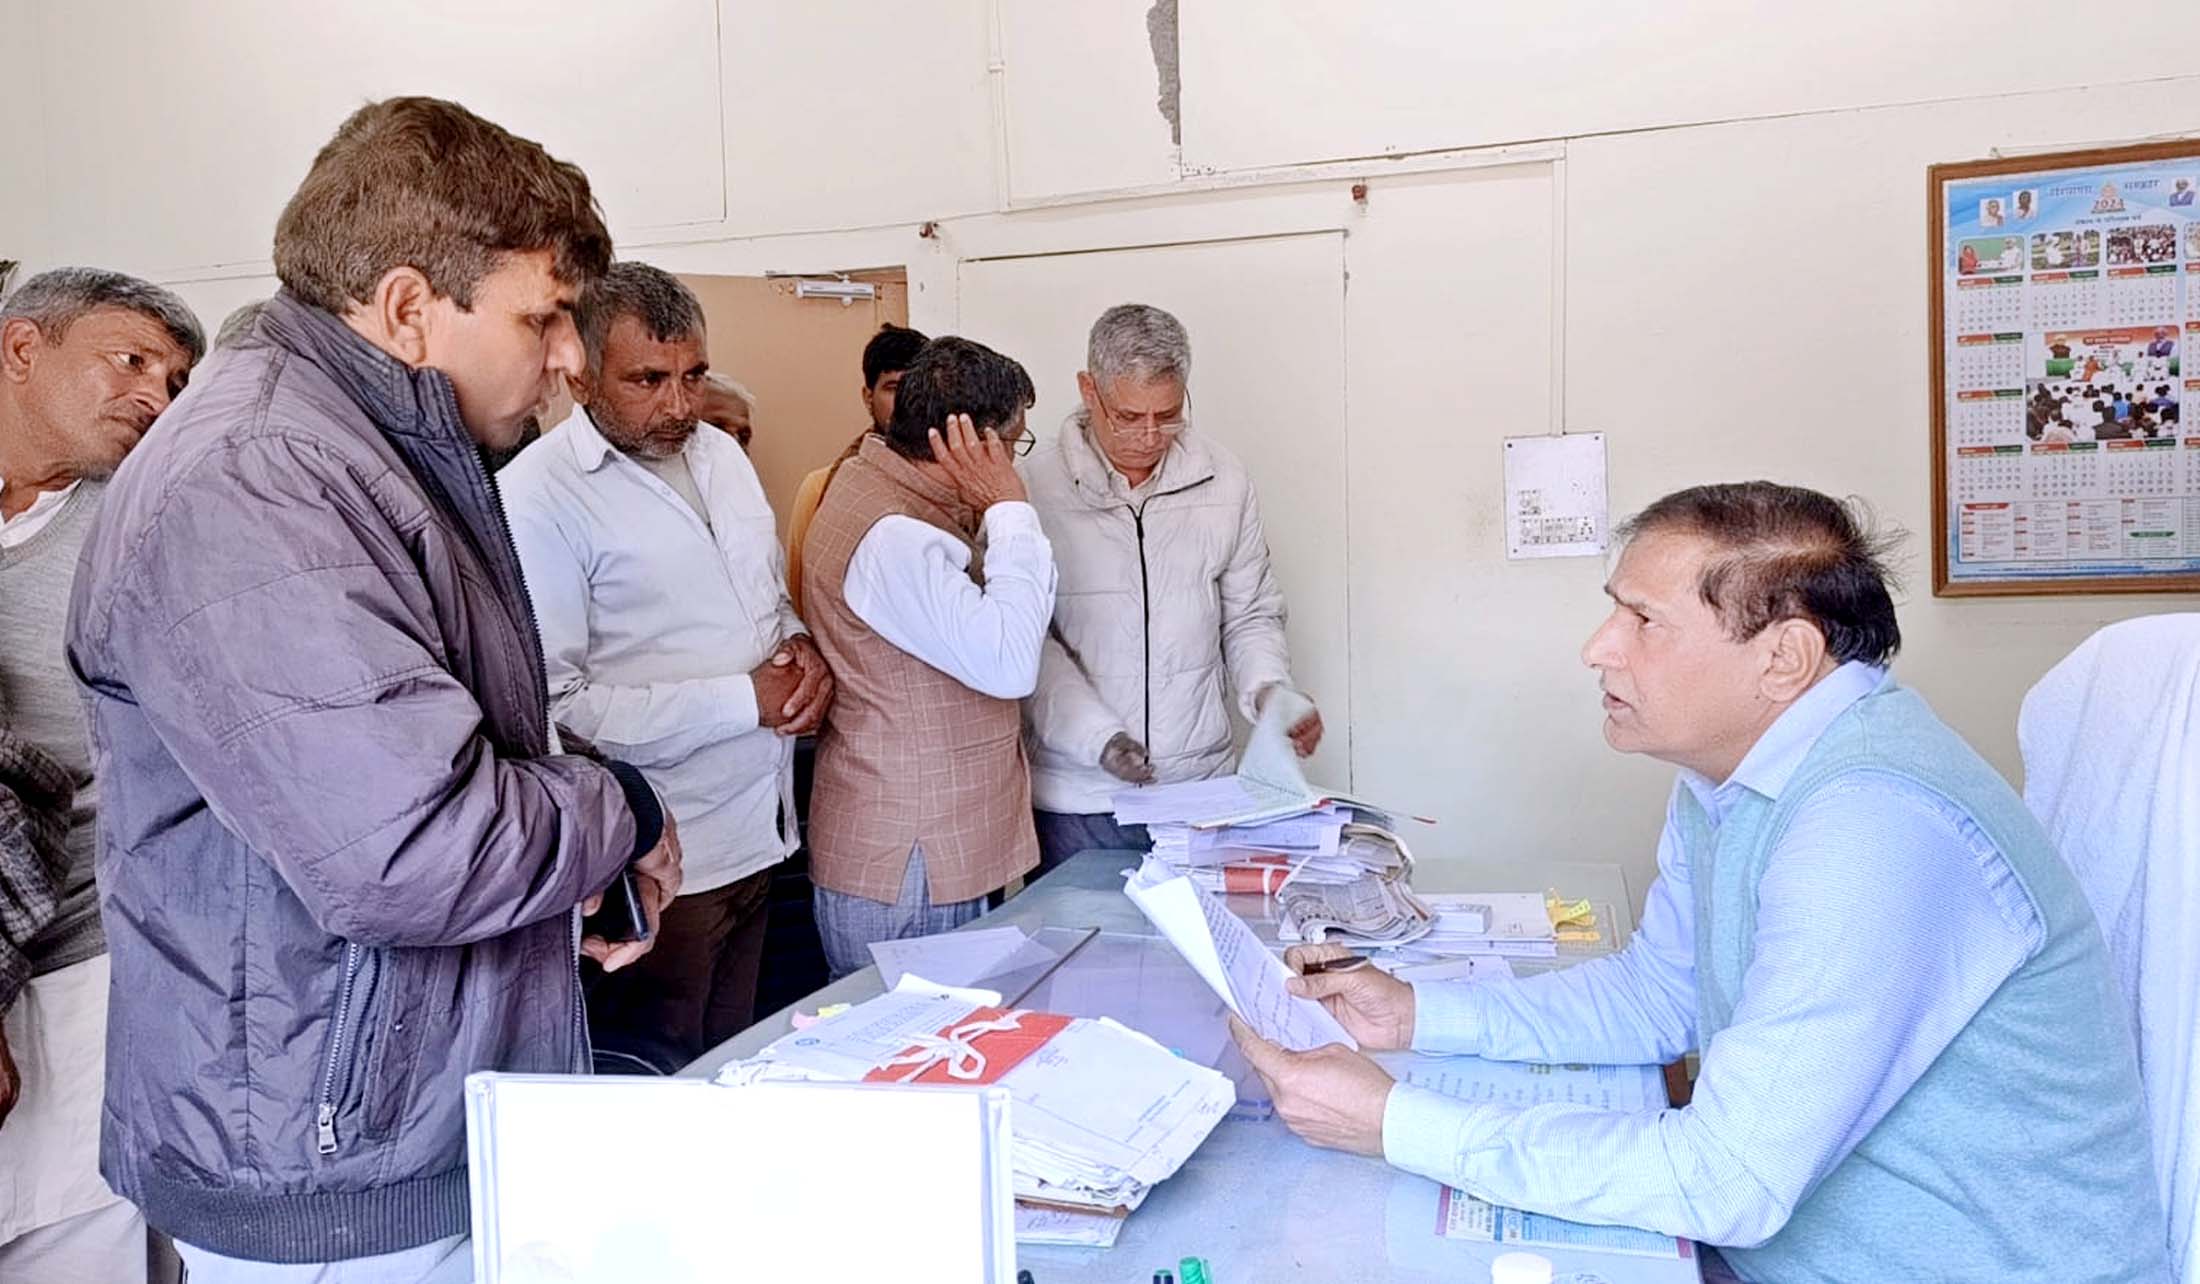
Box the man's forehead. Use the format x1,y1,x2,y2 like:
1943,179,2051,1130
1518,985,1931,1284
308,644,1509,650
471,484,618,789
605,315,705,364
62,307,193,364
1608,530,1710,603
1099,371,1184,407
485,249,575,308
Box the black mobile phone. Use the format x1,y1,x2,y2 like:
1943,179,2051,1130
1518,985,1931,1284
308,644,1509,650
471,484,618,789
582,868,650,944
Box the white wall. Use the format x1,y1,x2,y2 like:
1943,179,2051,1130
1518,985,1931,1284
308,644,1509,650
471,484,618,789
0,0,50,273
1177,1,2200,175
7,1,2197,906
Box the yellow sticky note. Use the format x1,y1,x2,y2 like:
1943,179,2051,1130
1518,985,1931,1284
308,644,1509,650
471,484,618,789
1545,893,1595,929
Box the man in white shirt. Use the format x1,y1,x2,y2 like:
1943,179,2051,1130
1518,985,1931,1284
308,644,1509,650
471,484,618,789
503,263,832,1070
801,337,1055,979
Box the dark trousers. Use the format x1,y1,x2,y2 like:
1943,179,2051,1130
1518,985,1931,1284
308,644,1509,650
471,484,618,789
1031,810,1151,879
584,866,772,1074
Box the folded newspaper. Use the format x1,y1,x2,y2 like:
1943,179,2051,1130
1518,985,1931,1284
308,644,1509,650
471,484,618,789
714,980,1234,1221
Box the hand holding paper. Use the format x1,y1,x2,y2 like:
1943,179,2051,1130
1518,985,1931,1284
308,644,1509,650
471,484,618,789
1123,856,1355,1053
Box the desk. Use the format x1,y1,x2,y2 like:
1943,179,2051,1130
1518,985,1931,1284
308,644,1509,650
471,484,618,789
685,852,1699,1284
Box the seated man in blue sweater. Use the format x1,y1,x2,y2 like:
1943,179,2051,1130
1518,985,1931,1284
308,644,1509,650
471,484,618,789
1231,482,2169,1284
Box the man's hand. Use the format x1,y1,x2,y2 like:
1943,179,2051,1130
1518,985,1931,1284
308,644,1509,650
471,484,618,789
1284,944,1417,1050
928,413,1026,510
583,812,683,973
753,635,834,735
1099,732,1156,785
1257,685,1324,758
1229,1017,1394,1157
0,1025,18,1130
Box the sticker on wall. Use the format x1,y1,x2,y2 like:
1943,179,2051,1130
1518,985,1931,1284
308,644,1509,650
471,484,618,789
1503,433,1608,559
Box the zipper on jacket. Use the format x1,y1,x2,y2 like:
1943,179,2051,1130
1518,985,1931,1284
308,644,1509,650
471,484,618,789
315,943,367,1155
1130,505,1154,748
1123,475,1216,755
465,441,589,1070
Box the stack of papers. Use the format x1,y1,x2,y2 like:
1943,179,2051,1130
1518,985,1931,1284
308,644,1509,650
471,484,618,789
1119,692,1432,948
715,981,1234,1224
1376,892,1558,962
1274,862,1434,949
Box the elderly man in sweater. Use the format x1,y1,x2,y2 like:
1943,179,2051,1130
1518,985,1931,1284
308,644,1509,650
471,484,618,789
1022,303,1321,873
0,267,203,1282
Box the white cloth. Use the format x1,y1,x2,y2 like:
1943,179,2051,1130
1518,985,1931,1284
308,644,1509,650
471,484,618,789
2021,614,2200,1283
176,1233,469,1284
0,954,126,1245
841,502,1055,701
502,406,801,893
0,479,82,550
0,1196,150,1283
1021,419,1294,813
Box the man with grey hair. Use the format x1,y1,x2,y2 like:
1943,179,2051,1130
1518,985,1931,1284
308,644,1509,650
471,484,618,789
503,261,831,1070
1022,302,1321,872
0,267,202,1280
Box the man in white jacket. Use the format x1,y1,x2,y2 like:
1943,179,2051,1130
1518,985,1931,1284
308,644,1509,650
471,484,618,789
1023,303,1321,873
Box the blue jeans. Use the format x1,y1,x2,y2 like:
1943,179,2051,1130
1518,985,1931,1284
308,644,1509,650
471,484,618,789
812,843,985,981
1031,810,1150,878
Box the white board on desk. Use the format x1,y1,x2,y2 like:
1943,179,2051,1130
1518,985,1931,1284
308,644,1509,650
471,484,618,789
465,1073,1016,1283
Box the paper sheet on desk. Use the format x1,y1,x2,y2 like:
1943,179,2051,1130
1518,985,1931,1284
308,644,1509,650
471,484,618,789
1437,1185,1690,1260
1383,1051,1661,1114
1124,856,1355,1052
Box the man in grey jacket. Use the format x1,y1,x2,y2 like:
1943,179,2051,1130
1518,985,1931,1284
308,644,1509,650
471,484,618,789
67,97,681,1282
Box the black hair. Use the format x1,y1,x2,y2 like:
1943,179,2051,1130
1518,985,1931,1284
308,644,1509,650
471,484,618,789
862,323,929,389
884,336,1035,460
1616,481,1904,666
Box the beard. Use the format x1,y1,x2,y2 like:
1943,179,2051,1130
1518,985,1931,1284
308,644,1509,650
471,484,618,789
611,414,699,461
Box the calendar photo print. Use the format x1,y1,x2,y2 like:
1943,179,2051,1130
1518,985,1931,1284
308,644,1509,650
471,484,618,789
1931,139,2200,594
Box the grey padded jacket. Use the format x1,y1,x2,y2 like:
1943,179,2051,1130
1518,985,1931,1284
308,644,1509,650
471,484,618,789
66,292,661,1262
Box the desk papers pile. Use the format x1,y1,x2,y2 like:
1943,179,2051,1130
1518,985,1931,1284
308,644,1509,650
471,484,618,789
713,982,1234,1226
1375,891,1558,962
1116,691,1434,949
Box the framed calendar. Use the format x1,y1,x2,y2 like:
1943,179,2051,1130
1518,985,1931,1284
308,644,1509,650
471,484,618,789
1930,140,2200,596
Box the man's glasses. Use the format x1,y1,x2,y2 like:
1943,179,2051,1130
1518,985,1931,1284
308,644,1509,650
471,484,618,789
1093,388,1190,440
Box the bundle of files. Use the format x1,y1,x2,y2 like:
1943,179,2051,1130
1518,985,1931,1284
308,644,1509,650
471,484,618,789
713,980,1234,1232
1370,890,1558,964
1113,690,1435,949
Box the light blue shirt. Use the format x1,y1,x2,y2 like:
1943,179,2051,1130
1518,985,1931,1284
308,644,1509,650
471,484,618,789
1382,662,2045,1246
502,406,804,894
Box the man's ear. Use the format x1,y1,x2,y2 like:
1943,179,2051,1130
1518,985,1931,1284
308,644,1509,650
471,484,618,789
1760,618,1830,704
365,267,438,368
0,316,44,385
566,368,596,408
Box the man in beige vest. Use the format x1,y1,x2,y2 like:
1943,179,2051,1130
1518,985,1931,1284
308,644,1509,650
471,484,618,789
802,336,1054,978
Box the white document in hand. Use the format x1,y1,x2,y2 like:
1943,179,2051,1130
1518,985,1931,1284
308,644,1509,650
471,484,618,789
1124,856,1355,1053
1112,689,1386,829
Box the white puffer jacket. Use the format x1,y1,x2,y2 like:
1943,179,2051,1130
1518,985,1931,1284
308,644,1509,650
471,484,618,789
1023,416,1296,813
